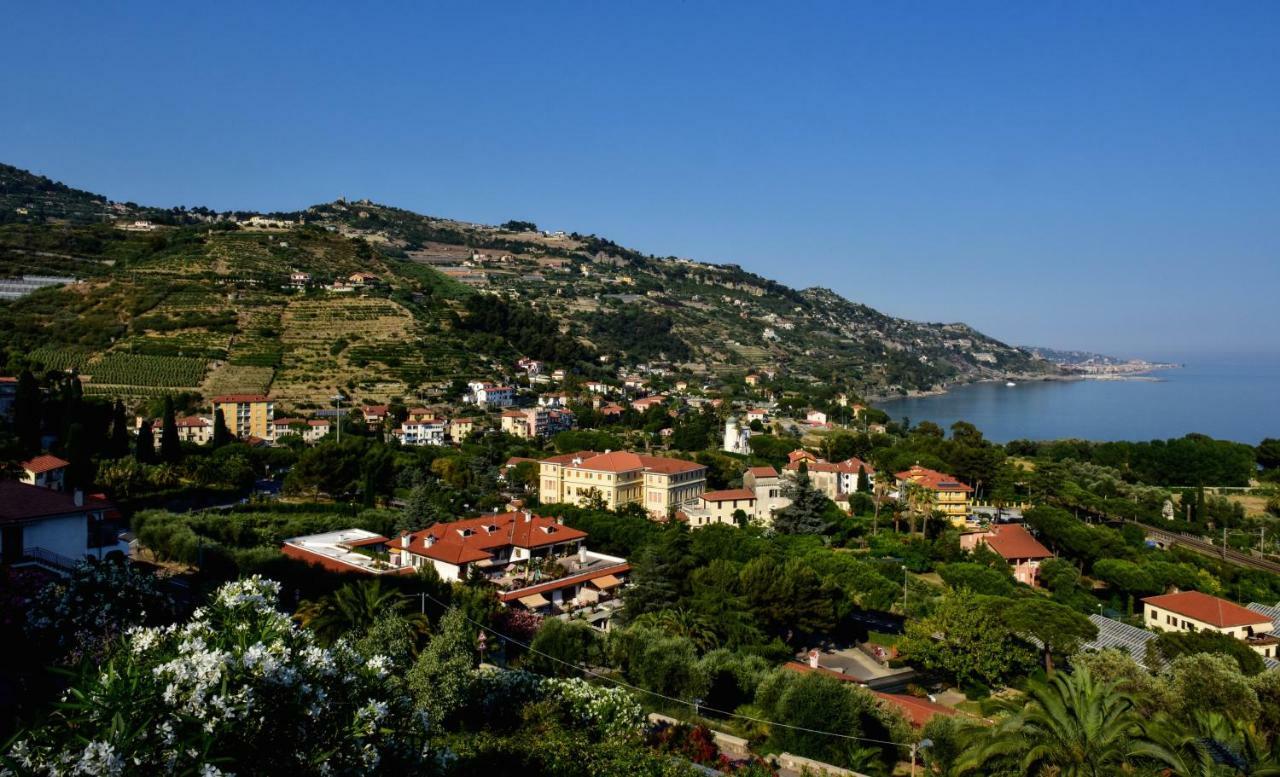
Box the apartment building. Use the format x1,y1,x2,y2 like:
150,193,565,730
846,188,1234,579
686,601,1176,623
212,394,274,439
1143,591,1279,660
895,464,972,525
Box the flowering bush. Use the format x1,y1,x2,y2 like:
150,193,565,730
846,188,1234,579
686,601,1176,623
471,667,645,740
5,577,435,776
25,559,176,665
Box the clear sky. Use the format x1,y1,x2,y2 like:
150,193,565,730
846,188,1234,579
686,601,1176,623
5,2,1277,359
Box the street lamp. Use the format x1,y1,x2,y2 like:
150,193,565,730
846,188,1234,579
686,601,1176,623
911,738,933,776
331,394,344,442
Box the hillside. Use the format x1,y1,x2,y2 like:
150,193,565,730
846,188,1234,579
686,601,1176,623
0,162,1058,406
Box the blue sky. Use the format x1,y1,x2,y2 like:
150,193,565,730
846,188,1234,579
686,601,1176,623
5,2,1278,359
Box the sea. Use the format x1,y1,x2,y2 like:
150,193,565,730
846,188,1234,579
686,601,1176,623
876,353,1280,445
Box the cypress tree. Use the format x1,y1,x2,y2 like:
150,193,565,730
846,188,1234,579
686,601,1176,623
160,396,180,462
212,408,232,447
856,465,871,493
109,399,131,458
14,370,42,453
136,420,156,463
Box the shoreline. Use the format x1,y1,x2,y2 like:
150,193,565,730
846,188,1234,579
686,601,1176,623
870,363,1180,405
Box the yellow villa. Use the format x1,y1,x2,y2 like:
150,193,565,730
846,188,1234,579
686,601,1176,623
895,464,973,525
539,450,706,519
211,394,274,440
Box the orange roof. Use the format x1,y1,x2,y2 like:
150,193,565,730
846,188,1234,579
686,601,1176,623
703,488,756,502
872,692,961,728
22,455,69,474
557,450,705,475
500,563,631,603
983,524,1053,560
747,465,779,477
895,465,973,493
213,394,270,403
175,416,208,428
1142,591,1274,629
786,457,875,475
402,512,588,566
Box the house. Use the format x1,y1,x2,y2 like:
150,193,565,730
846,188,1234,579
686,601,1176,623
895,464,973,525
586,380,610,394
598,402,624,418
681,489,757,528
360,405,390,429
395,419,447,446
623,376,648,390
1143,591,1279,660
289,271,312,289
783,457,875,502
744,374,761,387
744,465,790,523
303,419,332,443
537,392,569,408
501,407,575,439
516,358,543,375
722,417,751,455
0,481,129,568
960,524,1053,586
281,529,413,576
20,455,69,491
805,409,829,426
469,383,516,408
449,417,476,442
349,272,379,285
631,394,667,412
212,394,274,439
746,408,769,423
551,368,567,382
174,416,213,445
539,450,707,519
407,407,440,424
269,418,308,441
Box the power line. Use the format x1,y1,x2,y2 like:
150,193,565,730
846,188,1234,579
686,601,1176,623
419,591,915,749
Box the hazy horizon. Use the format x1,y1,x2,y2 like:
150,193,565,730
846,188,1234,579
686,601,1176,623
6,2,1277,359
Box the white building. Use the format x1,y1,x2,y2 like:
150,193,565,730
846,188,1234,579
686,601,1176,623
21,455,69,491
395,420,447,446
0,482,130,567
722,417,752,455
467,382,516,408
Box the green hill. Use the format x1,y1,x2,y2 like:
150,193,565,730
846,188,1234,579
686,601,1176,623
0,162,1058,407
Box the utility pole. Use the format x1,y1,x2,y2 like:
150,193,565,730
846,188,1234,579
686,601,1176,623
1223,526,1228,561
332,394,344,443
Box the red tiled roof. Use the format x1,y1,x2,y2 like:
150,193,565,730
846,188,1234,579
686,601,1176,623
747,466,779,477
21,454,69,474
272,417,306,426
983,524,1053,561
1142,591,1274,628
895,465,973,493
703,489,756,502
0,481,111,524
402,513,589,566
504,457,537,468
307,419,330,427
871,692,961,728
0,376,17,383
175,416,208,428
362,405,389,415
213,394,270,403
785,457,875,475
552,450,703,475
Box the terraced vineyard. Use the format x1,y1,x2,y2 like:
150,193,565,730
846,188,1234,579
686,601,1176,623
29,345,94,371
85,353,207,387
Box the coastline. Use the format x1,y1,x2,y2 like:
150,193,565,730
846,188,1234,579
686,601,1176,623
870,362,1180,405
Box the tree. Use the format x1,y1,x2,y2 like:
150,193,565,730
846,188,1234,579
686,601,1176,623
107,399,130,459
855,465,871,493
623,525,696,618
135,419,155,463
1005,598,1098,674
955,666,1147,776
159,395,180,463
900,589,1033,688
212,408,232,447
739,556,837,642
1258,438,1280,470
524,618,600,677
62,421,94,491
14,370,41,453
407,607,478,726
1150,629,1266,676
296,579,425,646
773,469,832,535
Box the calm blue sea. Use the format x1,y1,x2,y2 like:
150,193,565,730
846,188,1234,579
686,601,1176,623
876,354,1280,444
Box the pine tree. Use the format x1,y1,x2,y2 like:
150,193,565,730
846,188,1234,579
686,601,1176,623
774,469,833,535
136,420,156,463
212,408,232,447
160,396,180,463
108,400,130,458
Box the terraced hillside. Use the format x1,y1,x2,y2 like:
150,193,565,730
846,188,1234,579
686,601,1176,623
0,162,1059,409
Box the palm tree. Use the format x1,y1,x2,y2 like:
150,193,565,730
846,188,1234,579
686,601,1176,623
902,481,934,535
1135,711,1280,777
296,579,426,645
955,666,1148,777
631,608,719,652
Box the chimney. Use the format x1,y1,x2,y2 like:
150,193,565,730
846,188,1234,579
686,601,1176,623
578,545,587,564
73,489,84,507
604,449,611,454
523,510,532,523
401,534,410,548
425,535,436,547
556,516,565,525
808,650,820,669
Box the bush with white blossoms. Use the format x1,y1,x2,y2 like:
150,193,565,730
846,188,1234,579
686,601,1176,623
4,577,436,776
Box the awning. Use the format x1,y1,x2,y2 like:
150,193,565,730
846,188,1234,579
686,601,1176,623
590,574,622,590
518,593,550,608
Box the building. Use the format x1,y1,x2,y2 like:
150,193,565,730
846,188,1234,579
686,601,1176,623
722,417,752,455
745,408,769,423
174,416,213,445
449,417,476,442
467,383,516,408
539,450,707,519
212,394,274,439
631,394,667,412
681,489,757,528
805,409,828,426
0,375,16,418
895,464,972,525
744,374,761,387
0,481,129,567
406,407,440,423
1143,591,1279,660
537,392,569,408
586,380,610,394
959,524,1053,586
360,405,390,429
281,529,414,576
289,271,312,289
783,456,875,503
744,465,790,522
302,419,332,443
395,419,447,446
20,455,69,491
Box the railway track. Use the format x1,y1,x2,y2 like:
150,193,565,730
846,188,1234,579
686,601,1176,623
1133,521,1280,575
